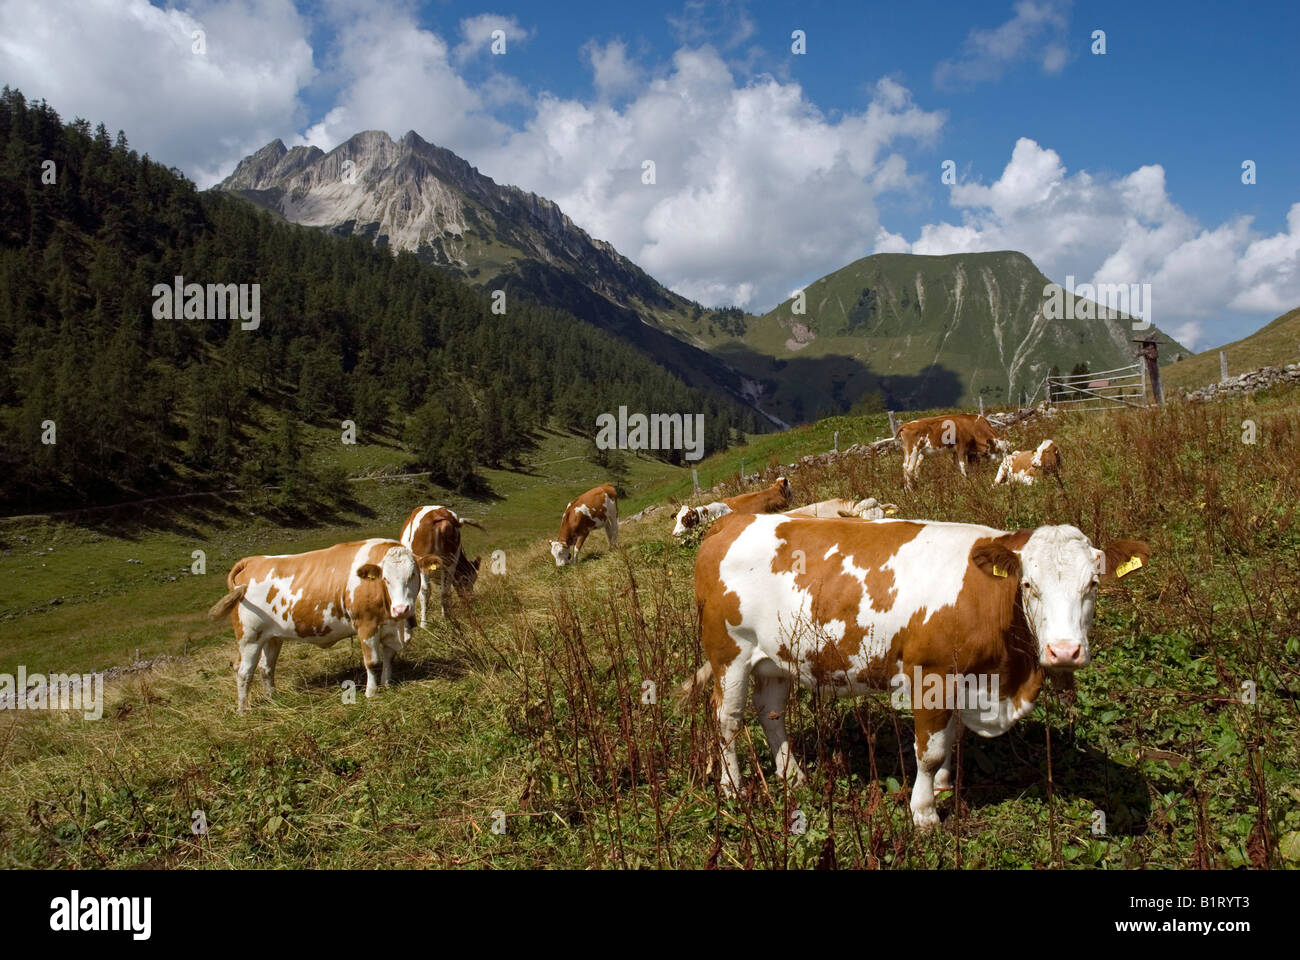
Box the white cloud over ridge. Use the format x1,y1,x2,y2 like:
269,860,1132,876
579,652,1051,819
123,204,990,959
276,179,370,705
1,0,1294,349
891,138,1300,350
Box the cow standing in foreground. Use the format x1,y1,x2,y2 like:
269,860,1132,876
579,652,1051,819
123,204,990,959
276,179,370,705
898,413,1009,488
687,513,1150,828
551,483,619,566
207,539,434,711
671,476,792,537
993,439,1063,487
399,505,485,623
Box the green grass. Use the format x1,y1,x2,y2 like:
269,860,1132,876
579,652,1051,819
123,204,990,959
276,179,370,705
1163,306,1300,394
1,393,1297,869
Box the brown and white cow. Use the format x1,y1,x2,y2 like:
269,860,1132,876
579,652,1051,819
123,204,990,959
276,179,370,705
898,413,1010,488
687,513,1150,828
784,497,898,519
993,439,1062,487
551,483,618,566
671,476,791,537
207,539,435,711
399,505,485,623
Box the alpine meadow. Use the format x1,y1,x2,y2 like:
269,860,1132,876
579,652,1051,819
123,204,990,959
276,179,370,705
0,0,1297,901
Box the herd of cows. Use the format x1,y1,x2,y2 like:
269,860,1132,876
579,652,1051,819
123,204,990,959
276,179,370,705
205,412,1147,828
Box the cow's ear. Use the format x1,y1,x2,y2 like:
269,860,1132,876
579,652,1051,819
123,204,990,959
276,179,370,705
970,541,1020,581
417,554,440,574
356,563,382,580
1100,540,1150,580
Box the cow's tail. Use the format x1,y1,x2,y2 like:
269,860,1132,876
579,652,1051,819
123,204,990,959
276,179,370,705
677,661,713,705
207,584,247,621
459,518,487,531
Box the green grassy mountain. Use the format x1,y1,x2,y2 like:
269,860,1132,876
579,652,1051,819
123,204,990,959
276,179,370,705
681,251,1188,422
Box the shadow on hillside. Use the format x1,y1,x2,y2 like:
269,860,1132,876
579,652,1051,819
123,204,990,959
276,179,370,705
714,344,965,424
788,708,1157,835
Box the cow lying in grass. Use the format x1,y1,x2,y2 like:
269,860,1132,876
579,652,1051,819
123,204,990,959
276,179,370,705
208,539,433,711
686,513,1150,828
784,497,898,519
993,439,1063,487
671,477,791,537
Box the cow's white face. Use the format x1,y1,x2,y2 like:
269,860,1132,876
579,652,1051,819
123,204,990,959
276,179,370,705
972,525,1149,670
1014,527,1102,669
671,505,695,537
378,547,423,620
551,541,574,566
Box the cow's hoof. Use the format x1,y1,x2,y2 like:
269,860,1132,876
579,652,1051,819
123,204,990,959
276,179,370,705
934,769,953,791
912,808,941,831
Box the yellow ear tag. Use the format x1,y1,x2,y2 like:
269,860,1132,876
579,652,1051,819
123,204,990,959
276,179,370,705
1115,555,1143,578
991,564,1009,578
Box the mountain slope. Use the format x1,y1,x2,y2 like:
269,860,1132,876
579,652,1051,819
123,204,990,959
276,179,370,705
682,251,1188,421
216,132,766,414
1162,305,1300,393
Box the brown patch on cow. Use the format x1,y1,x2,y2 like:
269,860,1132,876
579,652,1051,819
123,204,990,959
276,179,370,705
265,585,279,604
759,519,924,683
694,513,757,703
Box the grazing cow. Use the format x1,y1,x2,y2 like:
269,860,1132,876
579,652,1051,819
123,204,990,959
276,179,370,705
399,505,486,623
207,539,435,712
686,513,1150,828
993,439,1062,487
551,483,618,566
898,414,1010,488
784,497,899,520
672,477,792,537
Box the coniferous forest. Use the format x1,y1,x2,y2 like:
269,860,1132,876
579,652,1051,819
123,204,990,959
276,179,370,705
0,88,757,512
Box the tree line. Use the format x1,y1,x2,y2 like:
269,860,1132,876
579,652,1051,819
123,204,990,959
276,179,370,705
0,88,757,511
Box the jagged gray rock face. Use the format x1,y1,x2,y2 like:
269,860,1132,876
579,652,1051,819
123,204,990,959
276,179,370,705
216,130,672,306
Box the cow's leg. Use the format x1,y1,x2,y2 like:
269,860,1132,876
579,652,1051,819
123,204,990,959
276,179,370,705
358,628,383,698
751,662,803,787
715,656,752,797
235,632,265,713
259,637,283,696
933,712,962,792
956,449,968,478
380,639,395,688
440,554,454,617
416,571,428,628
573,532,588,560
605,501,618,548
910,705,955,830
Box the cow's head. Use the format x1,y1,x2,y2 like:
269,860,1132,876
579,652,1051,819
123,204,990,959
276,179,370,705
1034,439,1061,472
550,540,575,567
775,476,791,500
970,525,1150,670
456,555,481,595
672,505,700,537
356,546,431,621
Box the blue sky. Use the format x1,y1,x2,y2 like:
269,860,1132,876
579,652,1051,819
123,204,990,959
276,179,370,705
1,0,1297,349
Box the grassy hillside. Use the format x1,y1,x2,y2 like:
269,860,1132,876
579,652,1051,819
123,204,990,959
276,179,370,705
680,251,1187,423
1,388,1297,869
1163,306,1300,394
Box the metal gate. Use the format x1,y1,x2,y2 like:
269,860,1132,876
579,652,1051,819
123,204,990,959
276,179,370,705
1044,362,1148,411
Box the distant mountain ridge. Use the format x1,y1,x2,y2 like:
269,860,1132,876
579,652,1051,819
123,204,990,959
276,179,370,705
684,251,1189,421
216,131,774,420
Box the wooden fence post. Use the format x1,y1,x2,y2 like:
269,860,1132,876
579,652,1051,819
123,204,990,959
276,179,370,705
1220,350,1228,381
1134,336,1163,404
978,395,984,416
833,430,839,453
691,468,699,495
888,410,898,437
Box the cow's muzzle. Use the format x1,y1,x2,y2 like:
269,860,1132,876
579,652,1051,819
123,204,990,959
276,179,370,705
1044,640,1086,668
391,603,411,619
